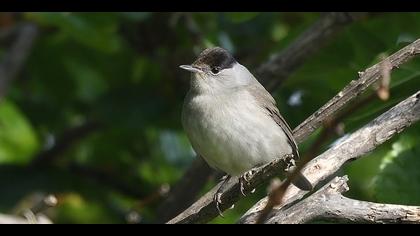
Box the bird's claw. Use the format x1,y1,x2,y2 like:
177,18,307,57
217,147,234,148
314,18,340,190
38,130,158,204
239,169,255,196
213,192,224,217
213,175,232,217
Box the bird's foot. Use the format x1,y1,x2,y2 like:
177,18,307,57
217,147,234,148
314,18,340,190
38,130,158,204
213,191,224,217
213,175,231,217
239,169,257,196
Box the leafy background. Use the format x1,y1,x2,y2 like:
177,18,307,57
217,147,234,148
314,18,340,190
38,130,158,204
0,12,419,223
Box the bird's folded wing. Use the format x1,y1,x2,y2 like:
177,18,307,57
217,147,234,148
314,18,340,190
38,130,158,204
247,84,300,160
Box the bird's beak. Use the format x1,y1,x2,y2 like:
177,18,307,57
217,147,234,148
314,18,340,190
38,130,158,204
179,65,203,73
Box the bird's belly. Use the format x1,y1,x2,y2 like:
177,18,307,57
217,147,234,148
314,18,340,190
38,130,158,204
183,95,292,176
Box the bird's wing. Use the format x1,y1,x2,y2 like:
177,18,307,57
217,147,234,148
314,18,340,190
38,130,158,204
247,83,313,191
247,84,299,160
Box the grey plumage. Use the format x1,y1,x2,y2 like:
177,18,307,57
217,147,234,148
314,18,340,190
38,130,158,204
180,47,312,191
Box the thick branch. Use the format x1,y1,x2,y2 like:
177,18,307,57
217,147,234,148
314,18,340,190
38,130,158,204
266,176,420,224
161,12,364,222
168,155,295,224
258,12,366,91
240,90,420,223
0,23,38,98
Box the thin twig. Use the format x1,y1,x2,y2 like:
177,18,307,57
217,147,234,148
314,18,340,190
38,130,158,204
257,12,367,91
67,163,146,199
293,38,420,143
28,194,58,215
30,120,100,166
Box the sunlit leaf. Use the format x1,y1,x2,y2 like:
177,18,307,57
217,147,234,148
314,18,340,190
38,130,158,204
372,126,420,205
0,100,39,164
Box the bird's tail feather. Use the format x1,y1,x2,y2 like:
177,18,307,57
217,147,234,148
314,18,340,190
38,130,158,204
292,172,313,191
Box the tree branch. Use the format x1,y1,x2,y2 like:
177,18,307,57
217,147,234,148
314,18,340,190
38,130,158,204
168,155,295,224
258,12,367,91
0,23,38,98
0,213,52,224
160,12,365,222
266,176,420,224
168,37,420,224
255,93,378,223
293,38,420,143
0,194,56,224
240,90,420,223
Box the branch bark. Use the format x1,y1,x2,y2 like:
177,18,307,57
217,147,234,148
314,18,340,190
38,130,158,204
159,12,365,221
0,213,52,224
0,194,56,224
293,38,420,143
240,90,420,223
266,176,420,224
168,36,420,224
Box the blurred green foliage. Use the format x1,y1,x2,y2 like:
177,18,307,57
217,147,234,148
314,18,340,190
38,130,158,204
0,12,419,224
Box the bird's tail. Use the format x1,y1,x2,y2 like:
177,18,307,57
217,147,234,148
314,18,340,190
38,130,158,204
291,172,313,191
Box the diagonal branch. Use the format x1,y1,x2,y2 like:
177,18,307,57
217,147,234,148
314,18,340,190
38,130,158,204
240,90,420,223
258,12,367,91
266,176,420,224
293,38,420,143
0,23,38,98
168,38,420,224
159,12,366,222
156,156,214,222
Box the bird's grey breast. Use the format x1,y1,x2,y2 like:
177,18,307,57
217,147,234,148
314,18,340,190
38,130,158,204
182,89,292,176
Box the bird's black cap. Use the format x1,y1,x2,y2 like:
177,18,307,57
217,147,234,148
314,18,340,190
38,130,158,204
193,47,237,70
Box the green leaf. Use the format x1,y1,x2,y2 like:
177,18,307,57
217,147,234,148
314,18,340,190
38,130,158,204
372,125,420,205
0,100,39,164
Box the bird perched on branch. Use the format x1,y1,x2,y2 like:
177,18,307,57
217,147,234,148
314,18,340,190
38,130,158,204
180,47,312,213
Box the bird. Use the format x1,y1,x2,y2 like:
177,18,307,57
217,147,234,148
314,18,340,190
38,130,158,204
179,47,312,213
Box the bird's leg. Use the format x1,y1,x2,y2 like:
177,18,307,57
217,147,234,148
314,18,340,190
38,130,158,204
213,175,231,217
239,168,258,196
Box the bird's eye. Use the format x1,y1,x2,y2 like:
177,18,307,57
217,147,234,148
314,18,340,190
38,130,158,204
211,66,220,74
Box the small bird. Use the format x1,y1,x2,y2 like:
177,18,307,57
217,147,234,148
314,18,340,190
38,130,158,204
180,47,312,212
